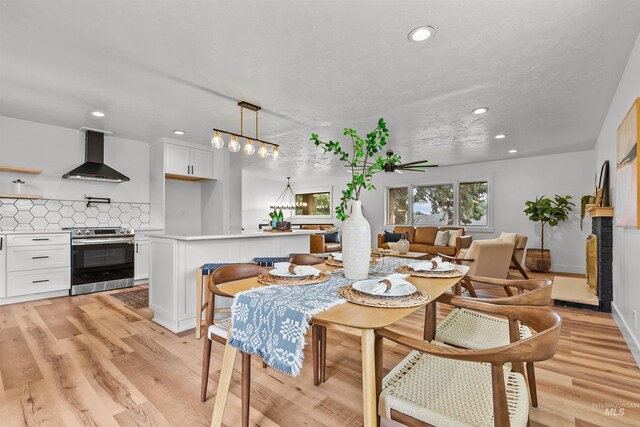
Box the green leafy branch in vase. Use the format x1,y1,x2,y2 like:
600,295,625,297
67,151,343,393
310,118,399,220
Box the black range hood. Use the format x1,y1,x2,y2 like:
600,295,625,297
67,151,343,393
63,129,129,183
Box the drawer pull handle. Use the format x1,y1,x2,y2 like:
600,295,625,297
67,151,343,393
32,238,50,241
32,279,50,284
32,256,50,259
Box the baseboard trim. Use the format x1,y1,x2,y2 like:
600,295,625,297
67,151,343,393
612,302,640,369
550,264,585,274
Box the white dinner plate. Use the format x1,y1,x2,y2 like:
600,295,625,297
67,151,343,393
269,269,316,279
408,262,456,272
352,279,417,297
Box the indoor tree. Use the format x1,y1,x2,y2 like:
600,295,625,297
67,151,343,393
523,194,575,250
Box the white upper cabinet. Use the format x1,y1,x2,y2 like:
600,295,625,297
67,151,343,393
165,143,191,176
164,143,215,180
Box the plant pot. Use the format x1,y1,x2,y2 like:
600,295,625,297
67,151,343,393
396,236,410,254
341,201,371,280
525,248,551,272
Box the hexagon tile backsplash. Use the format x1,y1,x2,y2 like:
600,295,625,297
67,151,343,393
0,198,151,231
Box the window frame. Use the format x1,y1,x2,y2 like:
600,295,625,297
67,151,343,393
290,185,334,219
384,175,493,232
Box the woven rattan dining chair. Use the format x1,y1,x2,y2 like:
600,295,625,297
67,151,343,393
288,254,328,386
375,303,561,427
433,275,553,407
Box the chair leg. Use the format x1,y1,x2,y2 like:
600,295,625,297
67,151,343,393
375,334,384,427
463,279,478,298
423,302,437,341
200,292,215,402
320,326,327,383
512,255,530,279
312,324,320,386
196,270,203,339
242,352,251,427
527,362,538,407
262,360,267,369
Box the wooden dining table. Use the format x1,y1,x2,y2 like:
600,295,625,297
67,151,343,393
209,262,464,427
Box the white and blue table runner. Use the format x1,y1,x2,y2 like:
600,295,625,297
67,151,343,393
228,257,409,376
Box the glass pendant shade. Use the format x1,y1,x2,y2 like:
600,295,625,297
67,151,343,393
243,139,256,156
228,136,241,152
211,131,224,149
271,146,279,160
257,143,269,158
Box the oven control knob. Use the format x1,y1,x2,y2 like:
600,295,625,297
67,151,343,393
120,230,125,234
76,230,82,235
85,230,90,235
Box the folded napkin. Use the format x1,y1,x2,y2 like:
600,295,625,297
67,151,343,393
371,273,411,295
331,252,343,261
273,262,321,277
408,256,456,272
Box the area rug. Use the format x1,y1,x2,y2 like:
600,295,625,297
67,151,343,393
110,288,149,309
552,276,599,306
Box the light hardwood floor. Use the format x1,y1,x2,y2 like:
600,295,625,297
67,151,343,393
0,280,639,427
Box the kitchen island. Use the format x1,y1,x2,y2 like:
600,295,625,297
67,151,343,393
148,230,314,333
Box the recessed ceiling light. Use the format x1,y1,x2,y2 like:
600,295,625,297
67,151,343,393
91,111,105,117
494,134,507,139
472,107,489,115
313,163,320,166
408,26,435,42
173,130,185,135
508,149,518,154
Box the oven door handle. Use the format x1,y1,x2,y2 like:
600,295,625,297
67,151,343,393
73,238,135,245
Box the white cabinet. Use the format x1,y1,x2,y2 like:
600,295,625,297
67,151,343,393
0,235,6,299
134,236,150,281
190,147,214,180
164,143,214,180
165,143,191,176
1,232,70,303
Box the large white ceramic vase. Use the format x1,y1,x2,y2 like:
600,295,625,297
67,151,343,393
341,200,371,280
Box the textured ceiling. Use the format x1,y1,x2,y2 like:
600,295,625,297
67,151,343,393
1,0,640,179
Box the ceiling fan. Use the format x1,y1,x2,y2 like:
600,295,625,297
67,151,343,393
382,151,437,173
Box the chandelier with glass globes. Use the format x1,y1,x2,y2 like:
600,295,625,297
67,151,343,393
211,101,280,160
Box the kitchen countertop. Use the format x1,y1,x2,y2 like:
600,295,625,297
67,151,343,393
148,229,316,241
0,229,71,235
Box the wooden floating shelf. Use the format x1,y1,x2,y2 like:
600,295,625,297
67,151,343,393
165,173,208,182
586,206,614,218
0,166,43,174
0,194,43,200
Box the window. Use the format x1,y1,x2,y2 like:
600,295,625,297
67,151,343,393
295,192,331,216
413,184,455,225
459,181,488,226
388,187,409,225
386,180,490,229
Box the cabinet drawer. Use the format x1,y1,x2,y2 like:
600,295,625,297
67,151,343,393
7,233,70,247
7,246,70,271
7,267,70,297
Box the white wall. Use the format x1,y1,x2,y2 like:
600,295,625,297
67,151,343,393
274,149,594,273
165,179,202,235
593,32,640,352
0,116,149,202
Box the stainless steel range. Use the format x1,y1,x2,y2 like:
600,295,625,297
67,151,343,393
66,227,135,295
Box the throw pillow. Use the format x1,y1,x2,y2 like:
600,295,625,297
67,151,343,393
324,231,340,244
499,232,518,247
434,230,450,246
384,230,405,243
447,229,463,247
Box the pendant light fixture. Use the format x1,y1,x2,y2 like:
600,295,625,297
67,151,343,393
212,101,280,159
270,177,306,210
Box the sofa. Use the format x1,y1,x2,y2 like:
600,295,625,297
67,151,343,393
377,226,471,256
301,225,342,253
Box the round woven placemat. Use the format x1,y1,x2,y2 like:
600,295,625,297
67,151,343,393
257,272,330,286
338,285,431,308
395,265,464,278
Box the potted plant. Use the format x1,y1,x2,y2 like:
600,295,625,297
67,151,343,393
523,195,575,272
310,118,400,279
